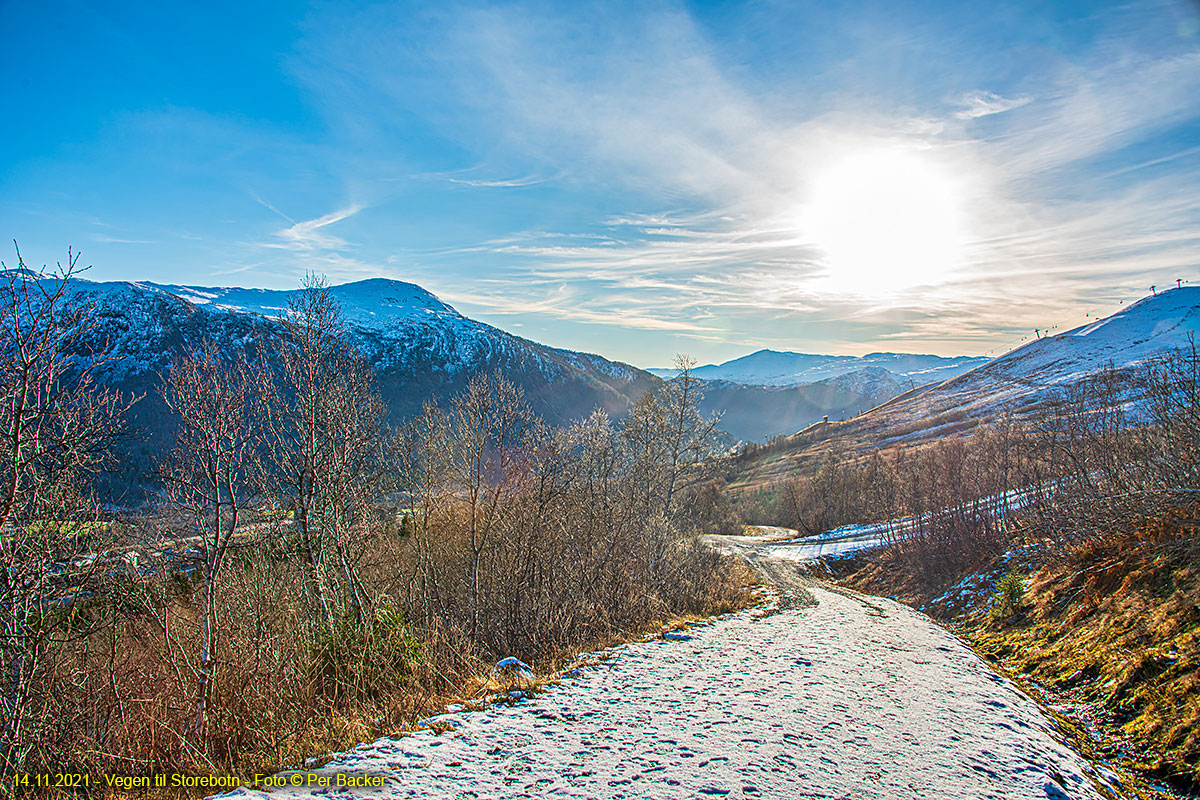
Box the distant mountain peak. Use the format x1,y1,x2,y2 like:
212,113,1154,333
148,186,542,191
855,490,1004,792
132,276,463,329
653,349,989,387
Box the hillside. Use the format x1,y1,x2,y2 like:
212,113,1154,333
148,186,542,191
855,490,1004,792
729,287,1200,488
60,274,969,490
49,275,661,501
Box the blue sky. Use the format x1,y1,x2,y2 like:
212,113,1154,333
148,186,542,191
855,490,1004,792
2,0,1199,367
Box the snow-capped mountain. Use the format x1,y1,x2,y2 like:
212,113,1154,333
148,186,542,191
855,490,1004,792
42,274,659,500
650,350,988,387
647,348,991,441
68,275,652,407
851,286,1199,433
73,276,643,395
957,287,1199,389
880,285,1200,432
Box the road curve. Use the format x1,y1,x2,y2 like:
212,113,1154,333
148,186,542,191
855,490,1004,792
222,537,1120,800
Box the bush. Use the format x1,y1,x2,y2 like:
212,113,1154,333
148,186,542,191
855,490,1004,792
991,568,1025,620
310,603,423,701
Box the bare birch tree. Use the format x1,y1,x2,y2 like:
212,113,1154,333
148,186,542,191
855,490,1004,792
161,342,264,737
444,373,531,648
0,249,129,776
263,275,387,632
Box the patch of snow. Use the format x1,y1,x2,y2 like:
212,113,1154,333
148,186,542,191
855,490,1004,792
494,657,534,679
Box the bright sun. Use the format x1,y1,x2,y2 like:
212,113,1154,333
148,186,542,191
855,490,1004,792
804,147,967,294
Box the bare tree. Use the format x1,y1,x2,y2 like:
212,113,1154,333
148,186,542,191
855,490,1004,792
395,400,451,630
1144,336,1200,494
161,342,264,736
263,275,388,632
444,373,531,647
658,355,723,518
0,248,130,776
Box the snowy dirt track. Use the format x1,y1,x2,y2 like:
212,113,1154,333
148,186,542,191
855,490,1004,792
225,538,1118,800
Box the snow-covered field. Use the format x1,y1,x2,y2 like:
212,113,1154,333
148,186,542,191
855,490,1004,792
764,526,892,560
763,484,1046,562
221,543,1119,800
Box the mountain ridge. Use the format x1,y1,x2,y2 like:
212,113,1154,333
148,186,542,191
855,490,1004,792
27,272,660,502
650,348,990,387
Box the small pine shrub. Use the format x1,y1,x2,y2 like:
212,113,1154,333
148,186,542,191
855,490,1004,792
310,603,423,700
991,568,1025,621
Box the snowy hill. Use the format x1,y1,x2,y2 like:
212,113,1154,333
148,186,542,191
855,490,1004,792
908,286,1200,420
731,287,1200,485
651,350,988,387
61,274,647,394
962,287,1200,388
150,278,468,338
34,274,659,501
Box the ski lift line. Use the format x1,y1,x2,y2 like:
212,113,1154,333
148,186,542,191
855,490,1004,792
982,288,1162,358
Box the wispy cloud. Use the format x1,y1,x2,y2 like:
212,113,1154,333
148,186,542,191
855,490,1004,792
90,233,157,244
952,90,1031,119
447,175,544,188
440,9,1197,355
268,204,363,252
244,203,386,281
989,51,1200,175
60,1,1198,364
440,283,723,335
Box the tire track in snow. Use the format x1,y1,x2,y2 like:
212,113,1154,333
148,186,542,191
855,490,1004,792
223,539,1120,800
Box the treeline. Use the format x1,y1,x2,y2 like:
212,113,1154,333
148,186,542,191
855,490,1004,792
730,347,1200,579
0,264,746,782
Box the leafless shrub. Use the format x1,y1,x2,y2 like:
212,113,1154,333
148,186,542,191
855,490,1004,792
0,247,132,777
262,275,389,634
160,341,266,738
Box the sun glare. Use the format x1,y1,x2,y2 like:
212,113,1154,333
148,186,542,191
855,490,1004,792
803,147,968,294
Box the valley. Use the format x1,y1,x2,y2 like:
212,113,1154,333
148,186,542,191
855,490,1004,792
5,3,1198,797
3,267,1197,799
725,287,1200,490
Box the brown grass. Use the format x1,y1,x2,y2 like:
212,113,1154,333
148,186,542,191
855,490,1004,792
37,550,756,800
837,504,1200,796
971,509,1200,793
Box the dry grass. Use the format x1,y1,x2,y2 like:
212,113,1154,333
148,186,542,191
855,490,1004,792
971,509,1200,793
36,549,756,800
838,504,1200,796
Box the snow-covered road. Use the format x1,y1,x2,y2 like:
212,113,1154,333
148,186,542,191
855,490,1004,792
225,539,1119,800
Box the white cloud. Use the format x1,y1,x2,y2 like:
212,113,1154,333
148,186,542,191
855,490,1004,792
952,90,1031,119
991,51,1200,174
269,204,363,253
243,203,385,281
90,233,157,244
447,175,545,188
282,3,1200,359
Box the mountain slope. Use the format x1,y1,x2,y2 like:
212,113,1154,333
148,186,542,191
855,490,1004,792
47,275,660,501
72,275,656,417
697,368,906,442
961,287,1199,388
730,287,1200,486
